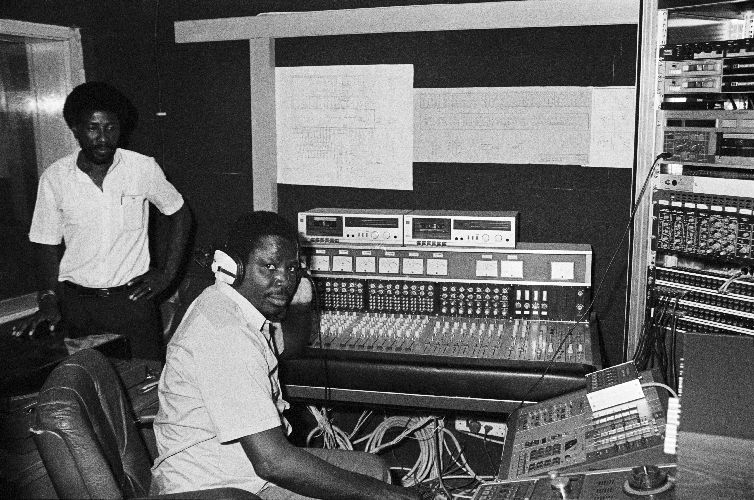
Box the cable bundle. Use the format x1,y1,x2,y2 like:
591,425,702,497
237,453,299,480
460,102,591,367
305,405,355,450
634,288,684,389
303,409,484,494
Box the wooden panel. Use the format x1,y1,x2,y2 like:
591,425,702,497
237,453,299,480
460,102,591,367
175,0,639,42
250,37,277,211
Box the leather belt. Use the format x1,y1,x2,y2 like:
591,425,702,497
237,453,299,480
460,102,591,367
64,280,134,297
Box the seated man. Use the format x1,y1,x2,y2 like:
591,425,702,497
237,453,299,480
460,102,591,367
151,211,419,500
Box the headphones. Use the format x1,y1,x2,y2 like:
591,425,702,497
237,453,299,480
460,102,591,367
211,249,245,286
211,246,309,287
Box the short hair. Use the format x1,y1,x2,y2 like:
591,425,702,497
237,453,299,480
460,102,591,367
62,81,138,134
224,211,299,262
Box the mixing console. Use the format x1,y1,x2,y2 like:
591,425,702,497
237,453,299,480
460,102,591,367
302,241,600,370
311,312,594,366
498,369,670,480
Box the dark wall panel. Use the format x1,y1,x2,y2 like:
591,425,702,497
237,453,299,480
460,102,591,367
276,26,636,87
0,2,638,365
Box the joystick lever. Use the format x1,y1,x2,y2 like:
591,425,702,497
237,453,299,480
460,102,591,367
549,470,572,499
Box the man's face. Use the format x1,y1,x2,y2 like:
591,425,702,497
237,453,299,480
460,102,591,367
238,235,301,321
72,110,120,165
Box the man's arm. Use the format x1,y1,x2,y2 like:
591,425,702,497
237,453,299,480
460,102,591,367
128,203,192,301
240,427,419,500
13,243,63,335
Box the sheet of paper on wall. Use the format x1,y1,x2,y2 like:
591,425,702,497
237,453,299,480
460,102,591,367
275,64,414,190
588,86,636,168
413,87,591,164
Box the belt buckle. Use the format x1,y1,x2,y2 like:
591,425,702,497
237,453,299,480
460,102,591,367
99,288,112,297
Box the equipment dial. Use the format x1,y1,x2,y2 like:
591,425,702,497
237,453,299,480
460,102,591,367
623,465,674,497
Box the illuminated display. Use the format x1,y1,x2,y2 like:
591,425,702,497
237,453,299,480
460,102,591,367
412,218,452,240
306,216,343,236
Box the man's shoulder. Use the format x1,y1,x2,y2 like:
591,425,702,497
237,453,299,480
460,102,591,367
40,151,77,181
170,285,253,356
184,285,244,331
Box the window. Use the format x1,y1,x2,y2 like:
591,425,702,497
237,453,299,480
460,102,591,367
0,20,83,308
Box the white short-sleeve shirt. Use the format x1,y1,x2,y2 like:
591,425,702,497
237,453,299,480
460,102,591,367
28,148,184,288
151,282,290,495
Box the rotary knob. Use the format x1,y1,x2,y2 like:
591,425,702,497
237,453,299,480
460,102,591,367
623,465,674,496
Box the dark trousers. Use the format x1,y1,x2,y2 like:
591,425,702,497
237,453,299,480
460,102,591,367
59,282,165,361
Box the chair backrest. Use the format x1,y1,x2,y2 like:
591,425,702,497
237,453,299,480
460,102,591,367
33,348,152,499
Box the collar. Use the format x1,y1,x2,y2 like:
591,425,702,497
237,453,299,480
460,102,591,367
215,281,269,336
71,148,123,182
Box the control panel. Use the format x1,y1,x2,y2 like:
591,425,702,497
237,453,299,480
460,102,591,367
647,177,754,337
304,242,592,321
303,241,599,369
498,368,670,480
632,27,754,379
473,464,676,500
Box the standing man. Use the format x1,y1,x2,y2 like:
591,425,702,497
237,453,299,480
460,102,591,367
151,211,419,500
16,81,191,361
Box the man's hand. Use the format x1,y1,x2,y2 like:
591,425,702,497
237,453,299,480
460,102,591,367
12,294,62,337
241,428,421,500
128,269,173,301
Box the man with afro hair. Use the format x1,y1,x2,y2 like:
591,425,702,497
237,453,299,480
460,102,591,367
18,81,192,361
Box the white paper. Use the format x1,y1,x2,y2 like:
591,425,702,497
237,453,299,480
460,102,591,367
589,87,636,168
415,86,636,168
276,65,414,190
414,87,591,164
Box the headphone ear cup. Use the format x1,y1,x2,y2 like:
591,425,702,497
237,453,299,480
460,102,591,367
231,251,245,286
211,249,245,286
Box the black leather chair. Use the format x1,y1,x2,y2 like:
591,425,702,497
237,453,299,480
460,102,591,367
32,348,259,499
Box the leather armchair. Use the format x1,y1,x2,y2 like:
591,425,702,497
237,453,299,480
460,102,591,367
32,348,259,499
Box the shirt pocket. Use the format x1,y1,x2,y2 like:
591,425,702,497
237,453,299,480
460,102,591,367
121,194,145,231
